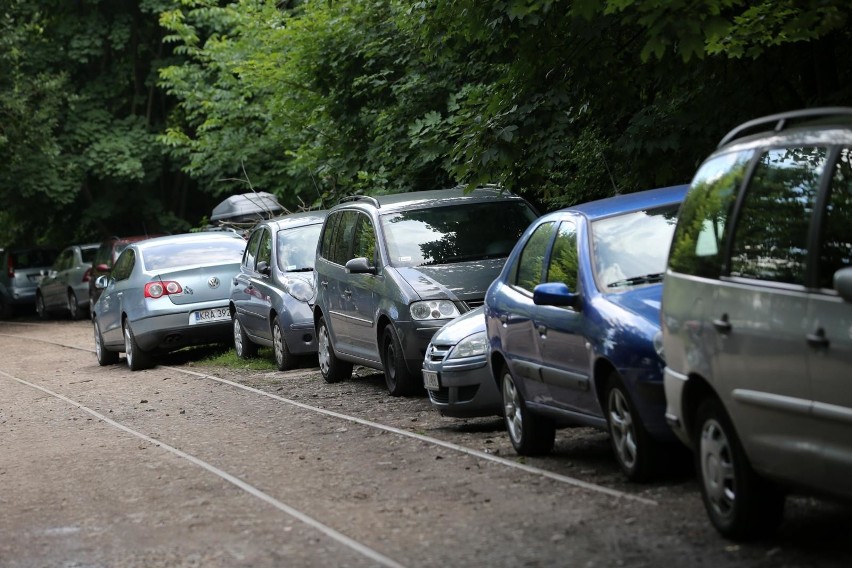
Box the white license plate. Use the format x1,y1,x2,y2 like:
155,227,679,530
189,307,230,325
422,370,440,391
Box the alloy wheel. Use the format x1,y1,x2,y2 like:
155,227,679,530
608,387,638,470
700,418,737,521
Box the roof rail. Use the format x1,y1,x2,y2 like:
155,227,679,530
718,107,852,148
338,194,381,208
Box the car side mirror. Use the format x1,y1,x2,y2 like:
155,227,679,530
834,266,852,303
257,261,271,276
533,282,580,309
94,275,111,290
345,257,376,275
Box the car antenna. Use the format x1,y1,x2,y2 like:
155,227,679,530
602,152,619,195
309,168,326,209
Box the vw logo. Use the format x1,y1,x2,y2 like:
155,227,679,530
208,277,220,289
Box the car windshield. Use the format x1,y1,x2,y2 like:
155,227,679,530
277,224,322,272
142,239,245,271
591,204,680,291
380,201,537,267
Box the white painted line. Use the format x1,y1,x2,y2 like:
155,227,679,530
168,366,658,506
0,368,407,568
0,333,658,506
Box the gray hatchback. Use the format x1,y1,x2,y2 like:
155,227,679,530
662,108,852,540
314,187,538,396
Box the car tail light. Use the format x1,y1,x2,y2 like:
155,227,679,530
144,280,182,299
7,256,13,278
82,268,92,282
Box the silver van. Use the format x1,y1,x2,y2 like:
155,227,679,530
662,108,852,540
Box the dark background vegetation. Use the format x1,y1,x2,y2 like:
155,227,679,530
1,0,849,249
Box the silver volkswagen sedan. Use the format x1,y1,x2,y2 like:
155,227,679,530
91,232,246,370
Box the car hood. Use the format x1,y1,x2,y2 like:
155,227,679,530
603,283,663,329
394,258,505,301
432,306,486,345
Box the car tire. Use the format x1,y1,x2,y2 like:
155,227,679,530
317,315,352,383
233,316,257,359
604,372,659,482
381,325,418,396
124,321,153,371
501,364,555,455
67,290,84,320
694,397,785,540
273,318,297,371
93,318,119,366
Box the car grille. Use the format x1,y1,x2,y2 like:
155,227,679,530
428,385,480,405
426,343,451,363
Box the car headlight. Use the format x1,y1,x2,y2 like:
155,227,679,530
653,330,665,361
410,300,459,321
449,331,487,359
283,278,314,303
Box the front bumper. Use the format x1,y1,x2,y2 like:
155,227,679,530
423,350,501,418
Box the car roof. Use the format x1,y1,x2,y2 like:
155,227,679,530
557,184,689,221
135,231,244,251
265,210,328,231
333,186,527,214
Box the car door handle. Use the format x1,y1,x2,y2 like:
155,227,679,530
320,280,328,288
536,324,547,336
712,314,731,334
806,328,830,349
343,289,352,298
499,314,508,324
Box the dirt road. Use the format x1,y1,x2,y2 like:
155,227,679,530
1,319,850,567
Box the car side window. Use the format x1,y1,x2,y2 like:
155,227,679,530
53,250,71,272
319,213,339,262
729,147,827,285
818,147,852,290
243,229,262,269
329,210,358,266
257,229,272,269
352,213,377,266
668,150,752,278
112,249,135,281
546,220,579,292
514,221,556,293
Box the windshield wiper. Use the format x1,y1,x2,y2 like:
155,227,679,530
606,272,664,288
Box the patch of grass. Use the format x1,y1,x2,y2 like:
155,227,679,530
193,345,278,371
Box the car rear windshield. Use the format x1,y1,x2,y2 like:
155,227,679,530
591,204,680,291
142,239,245,271
9,249,58,269
380,201,537,267
81,247,97,264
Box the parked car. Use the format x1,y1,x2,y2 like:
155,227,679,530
36,243,99,320
230,210,327,370
485,185,688,481
314,187,539,396
422,307,502,417
89,235,165,310
662,108,852,540
0,247,58,318
91,232,246,370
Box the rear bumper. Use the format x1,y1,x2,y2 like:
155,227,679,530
663,366,691,447
131,312,232,352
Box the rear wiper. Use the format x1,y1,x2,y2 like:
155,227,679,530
606,272,664,288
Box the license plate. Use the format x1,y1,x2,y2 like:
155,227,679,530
189,307,230,325
422,370,440,391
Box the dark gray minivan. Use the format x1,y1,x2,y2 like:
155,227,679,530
662,108,852,540
314,187,537,396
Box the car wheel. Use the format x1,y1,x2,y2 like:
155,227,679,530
317,315,352,383
604,373,659,482
501,364,555,455
123,321,153,371
36,293,49,320
93,318,119,366
67,290,84,320
694,397,785,540
381,325,417,396
233,316,257,359
273,318,297,371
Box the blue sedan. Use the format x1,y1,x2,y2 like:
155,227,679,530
92,232,247,370
485,185,688,481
